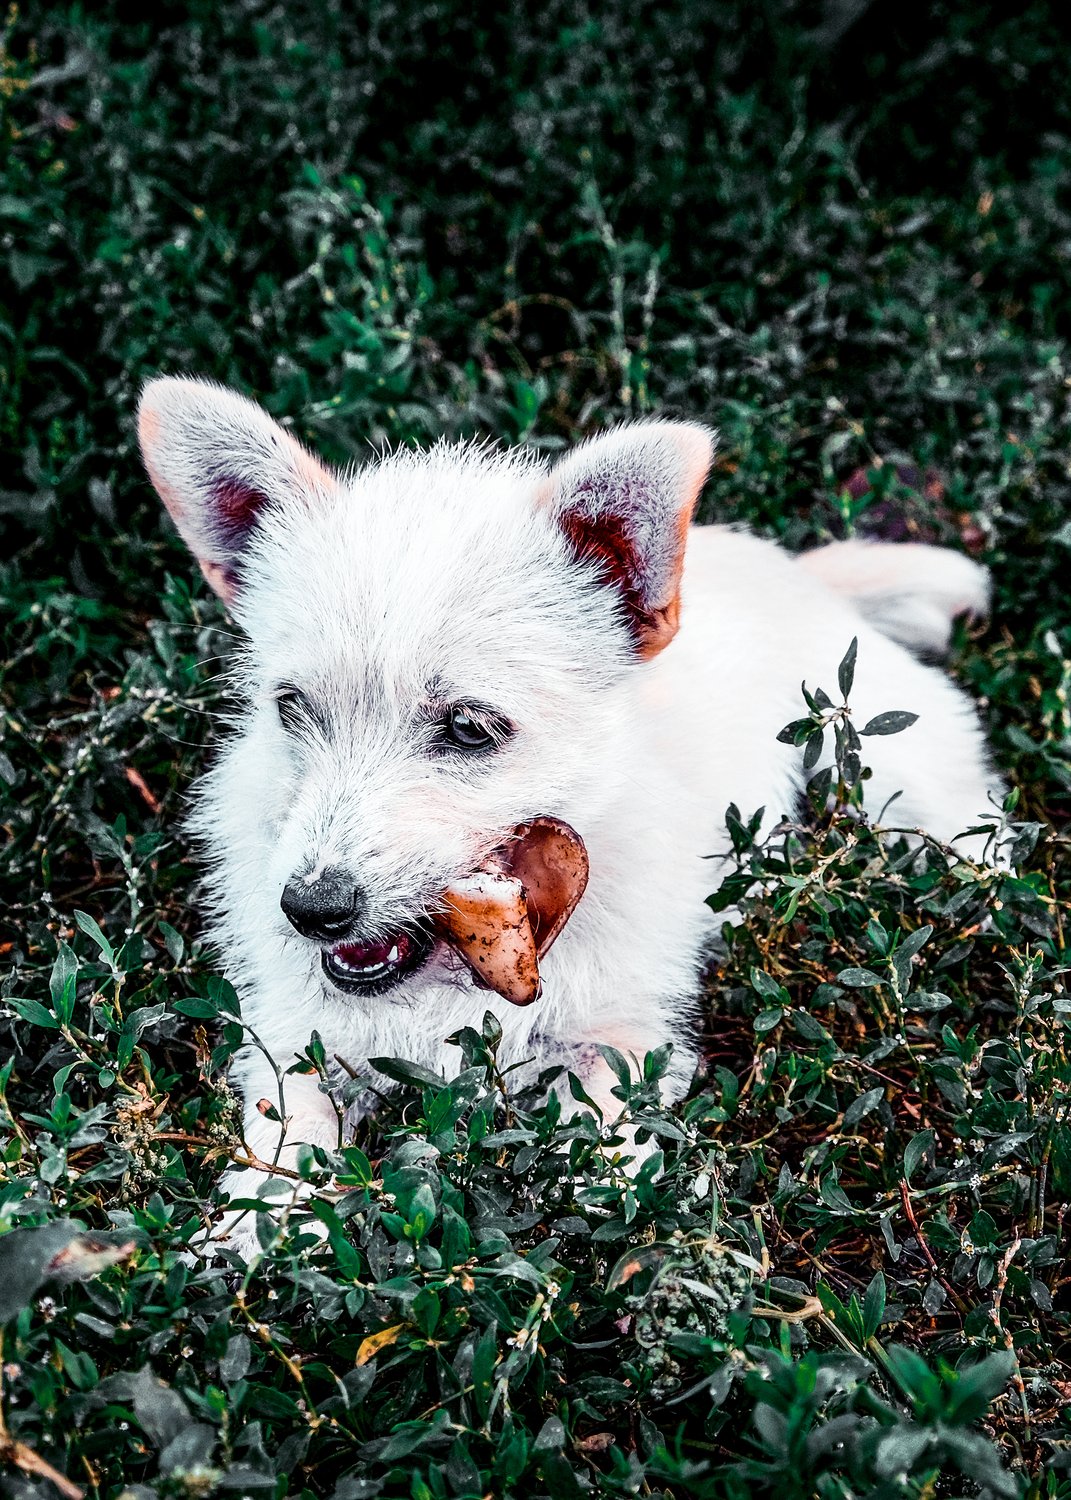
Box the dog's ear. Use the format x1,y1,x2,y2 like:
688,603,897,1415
137,377,340,603
545,421,715,659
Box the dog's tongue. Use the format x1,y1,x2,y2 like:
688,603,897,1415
434,817,589,1006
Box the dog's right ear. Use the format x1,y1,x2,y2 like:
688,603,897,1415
137,377,340,602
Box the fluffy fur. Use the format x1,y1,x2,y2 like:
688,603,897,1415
137,378,1004,1248
796,537,991,656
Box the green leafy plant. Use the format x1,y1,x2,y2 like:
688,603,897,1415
2,1,1070,1494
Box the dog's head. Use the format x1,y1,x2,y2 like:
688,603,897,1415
138,378,713,997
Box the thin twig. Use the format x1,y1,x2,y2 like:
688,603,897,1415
0,1440,85,1500
990,1236,1031,1442
149,1134,309,1182
0,1334,84,1500
899,1179,970,1315
234,1289,326,1429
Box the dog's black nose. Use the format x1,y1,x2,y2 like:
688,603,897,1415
281,869,360,941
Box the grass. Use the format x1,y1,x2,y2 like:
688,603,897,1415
1,1,1070,1495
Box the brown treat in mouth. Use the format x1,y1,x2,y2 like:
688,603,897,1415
435,816,589,1006
434,868,540,1005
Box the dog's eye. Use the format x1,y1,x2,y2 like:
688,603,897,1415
447,708,493,750
436,705,511,754
275,687,307,734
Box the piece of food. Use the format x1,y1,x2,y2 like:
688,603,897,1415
500,816,590,958
435,867,541,1005
435,816,589,1005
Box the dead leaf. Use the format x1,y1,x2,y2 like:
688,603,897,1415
355,1323,405,1367
575,1432,615,1454
45,1237,136,1285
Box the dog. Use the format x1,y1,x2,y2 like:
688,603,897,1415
137,377,1003,1249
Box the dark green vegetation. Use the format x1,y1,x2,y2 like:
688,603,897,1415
2,1,1070,1495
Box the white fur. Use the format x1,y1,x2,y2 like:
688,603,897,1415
797,539,991,656
137,379,1004,1252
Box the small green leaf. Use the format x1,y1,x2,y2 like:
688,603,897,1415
567,1072,600,1113
597,1044,633,1089
754,1007,784,1033
777,717,815,746
862,1270,886,1339
49,943,78,1011
896,924,934,963
74,910,115,963
369,1057,446,1089
842,1085,884,1127
816,1280,850,1325
803,727,825,769
793,1011,830,1042
838,636,858,698
860,710,919,736
158,921,185,963
837,966,885,988
8,997,60,1029
903,1129,935,1183
174,997,220,1019
751,969,786,1003
336,1145,373,1187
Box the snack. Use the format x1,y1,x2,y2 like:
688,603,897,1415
435,816,589,1005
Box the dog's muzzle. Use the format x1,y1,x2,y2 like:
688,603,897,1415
282,817,589,1006
280,868,359,942
281,868,434,995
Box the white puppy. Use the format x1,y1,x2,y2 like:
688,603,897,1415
138,379,1002,1237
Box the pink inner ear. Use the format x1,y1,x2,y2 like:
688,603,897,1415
558,478,691,660
560,491,650,615
211,476,272,542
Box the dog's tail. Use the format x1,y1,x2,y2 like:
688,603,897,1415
797,540,991,657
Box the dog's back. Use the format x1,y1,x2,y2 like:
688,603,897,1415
642,525,1002,867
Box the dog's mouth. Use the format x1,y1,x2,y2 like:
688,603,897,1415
316,817,590,1006
322,927,433,995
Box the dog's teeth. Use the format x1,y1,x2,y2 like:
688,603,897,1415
321,929,424,992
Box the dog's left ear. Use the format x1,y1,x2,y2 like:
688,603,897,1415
137,377,340,603
545,421,715,659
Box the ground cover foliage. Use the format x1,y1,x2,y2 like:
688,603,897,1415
1,0,1070,1494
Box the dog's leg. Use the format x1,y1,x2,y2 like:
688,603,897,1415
204,1061,341,1259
